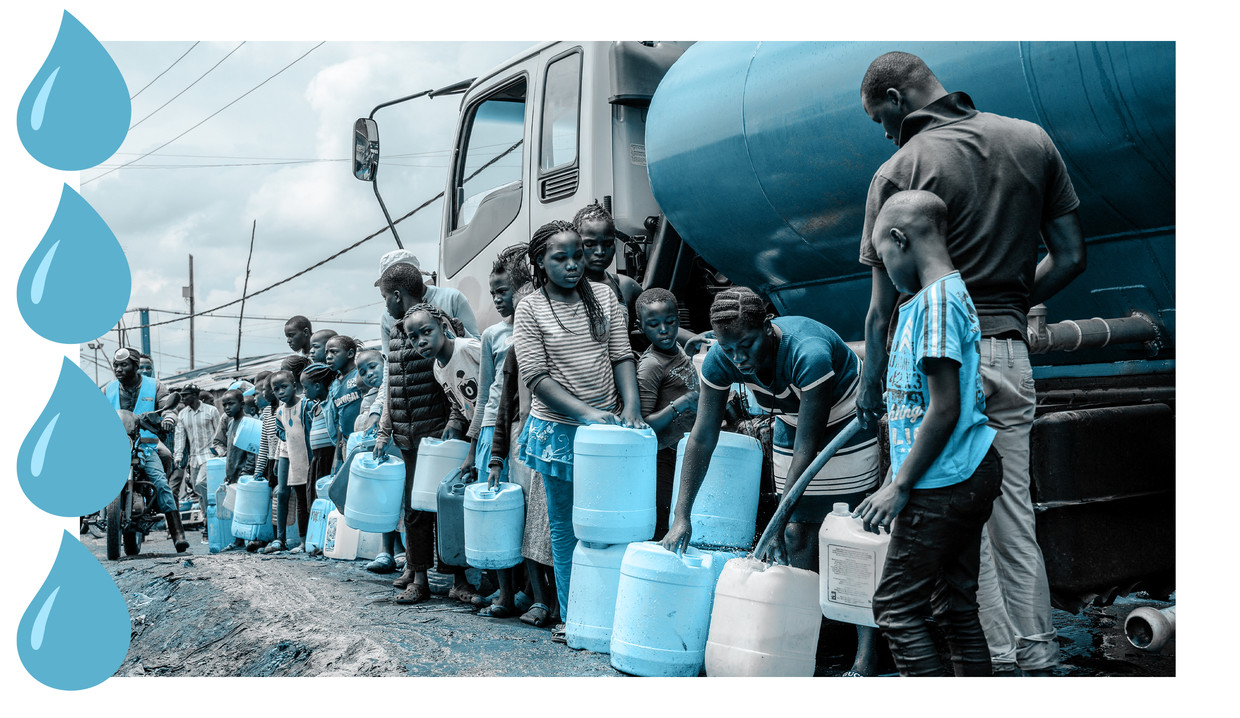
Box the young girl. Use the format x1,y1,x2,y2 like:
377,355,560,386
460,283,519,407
660,286,883,676
264,369,310,553
512,220,648,637
573,200,642,329
300,363,337,557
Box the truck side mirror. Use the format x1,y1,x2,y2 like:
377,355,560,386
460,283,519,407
353,118,379,181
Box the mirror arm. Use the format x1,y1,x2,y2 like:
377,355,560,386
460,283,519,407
372,173,404,249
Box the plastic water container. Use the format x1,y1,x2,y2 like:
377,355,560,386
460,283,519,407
436,472,470,569
566,541,628,653
206,504,234,554
356,530,386,560
231,475,271,530
204,457,226,505
232,416,262,454
705,557,822,676
344,453,405,533
573,425,657,544
323,509,361,560
346,430,371,457
216,483,237,521
669,431,763,549
819,502,890,627
464,482,525,569
610,542,715,677
410,438,470,512
305,497,333,553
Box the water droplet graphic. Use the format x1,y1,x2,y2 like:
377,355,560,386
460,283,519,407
18,357,131,517
17,532,131,690
16,11,130,170
17,185,131,344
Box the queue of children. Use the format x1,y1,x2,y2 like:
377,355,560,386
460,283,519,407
171,184,1006,678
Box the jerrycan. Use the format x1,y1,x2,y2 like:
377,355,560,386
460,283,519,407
436,470,471,570
206,503,235,554
464,482,525,569
705,557,821,676
215,482,237,521
345,453,405,533
669,431,763,549
323,508,361,560
232,416,262,454
231,474,271,527
305,497,334,553
410,438,470,512
819,502,890,627
566,542,628,653
356,530,386,560
346,429,373,458
573,425,657,544
204,457,226,505
610,542,714,677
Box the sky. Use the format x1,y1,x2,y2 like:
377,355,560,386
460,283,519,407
79,40,531,380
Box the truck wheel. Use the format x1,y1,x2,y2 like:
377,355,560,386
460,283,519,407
106,495,123,561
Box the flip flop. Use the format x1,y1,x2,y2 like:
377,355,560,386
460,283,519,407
261,540,286,554
551,623,567,643
519,603,552,628
478,603,516,618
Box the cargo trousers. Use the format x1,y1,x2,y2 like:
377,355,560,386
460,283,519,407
974,337,1059,671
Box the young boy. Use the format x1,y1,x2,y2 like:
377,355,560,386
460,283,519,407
285,315,313,356
634,288,699,539
354,349,386,431
324,335,362,469
309,329,338,365
211,389,259,551
854,190,1002,677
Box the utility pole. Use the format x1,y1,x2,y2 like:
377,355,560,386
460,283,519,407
183,254,195,370
139,308,151,358
235,221,256,371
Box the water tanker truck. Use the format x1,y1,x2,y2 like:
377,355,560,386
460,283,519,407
354,41,1175,612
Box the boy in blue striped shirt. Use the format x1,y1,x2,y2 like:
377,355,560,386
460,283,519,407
854,190,1002,677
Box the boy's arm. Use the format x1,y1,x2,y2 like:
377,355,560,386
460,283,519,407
210,417,228,456
854,357,961,533
173,414,187,465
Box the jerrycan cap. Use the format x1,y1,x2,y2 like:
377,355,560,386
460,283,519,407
831,502,851,516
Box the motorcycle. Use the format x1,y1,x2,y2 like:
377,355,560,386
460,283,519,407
102,392,182,560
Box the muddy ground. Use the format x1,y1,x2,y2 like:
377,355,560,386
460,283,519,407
82,528,1175,678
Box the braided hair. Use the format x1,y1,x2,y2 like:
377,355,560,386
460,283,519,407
572,199,615,236
280,353,311,378
492,242,532,289
528,220,607,342
709,287,769,334
300,362,336,387
404,303,465,339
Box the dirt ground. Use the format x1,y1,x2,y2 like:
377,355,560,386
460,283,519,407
82,528,1175,678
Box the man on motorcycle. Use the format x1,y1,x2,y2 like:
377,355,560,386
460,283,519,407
103,347,189,553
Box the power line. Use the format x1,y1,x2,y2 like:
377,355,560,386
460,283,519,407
83,41,325,186
130,42,199,100
129,42,246,131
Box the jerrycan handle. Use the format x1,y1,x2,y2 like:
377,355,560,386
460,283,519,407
681,554,705,569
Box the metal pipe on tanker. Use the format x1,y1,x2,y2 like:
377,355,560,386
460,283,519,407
1125,605,1176,652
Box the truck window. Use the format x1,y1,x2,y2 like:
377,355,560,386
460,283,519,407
540,50,581,172
455,79,527,229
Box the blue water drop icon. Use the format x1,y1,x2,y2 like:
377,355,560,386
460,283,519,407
17,531,131,690
16,11,130,170
17,184,131,344
17,357,131,517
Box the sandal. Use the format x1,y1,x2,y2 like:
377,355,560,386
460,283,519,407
261,540,286,554
365,552,396,573
394,583,430,605
472,589,501,608
448,583,483,605
477,603,516,618
519,603,552,628
550,623,567,643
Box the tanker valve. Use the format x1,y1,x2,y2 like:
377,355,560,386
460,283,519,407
1124,605,1176,652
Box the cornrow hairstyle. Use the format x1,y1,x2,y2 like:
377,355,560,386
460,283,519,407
572,199,615,236
379,262,425,297
709,287,769,334
404,303,465,339
635,287,677,317
280,354,311,378
300,363,336,387
492,242,532,289
528,220,607,341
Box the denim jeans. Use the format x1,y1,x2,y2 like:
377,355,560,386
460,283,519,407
974,337,1059,670
140,447,179,514
542,474,576,623
873,447,1003,677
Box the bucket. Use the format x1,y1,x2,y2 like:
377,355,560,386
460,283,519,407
464,482,525,569
573,425,657,544
669,431,763,549
566,541,628,653
231,416,262,454
323,508,361,560
344,453,406,533
705,557,821,676
410,438,470,512
436,470,470,570
204,457,226,505
818,502,890,627
610,542,714,677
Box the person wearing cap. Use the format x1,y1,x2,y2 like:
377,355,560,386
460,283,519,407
174,384,221,541
365,249,479,432
103,347,189,552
